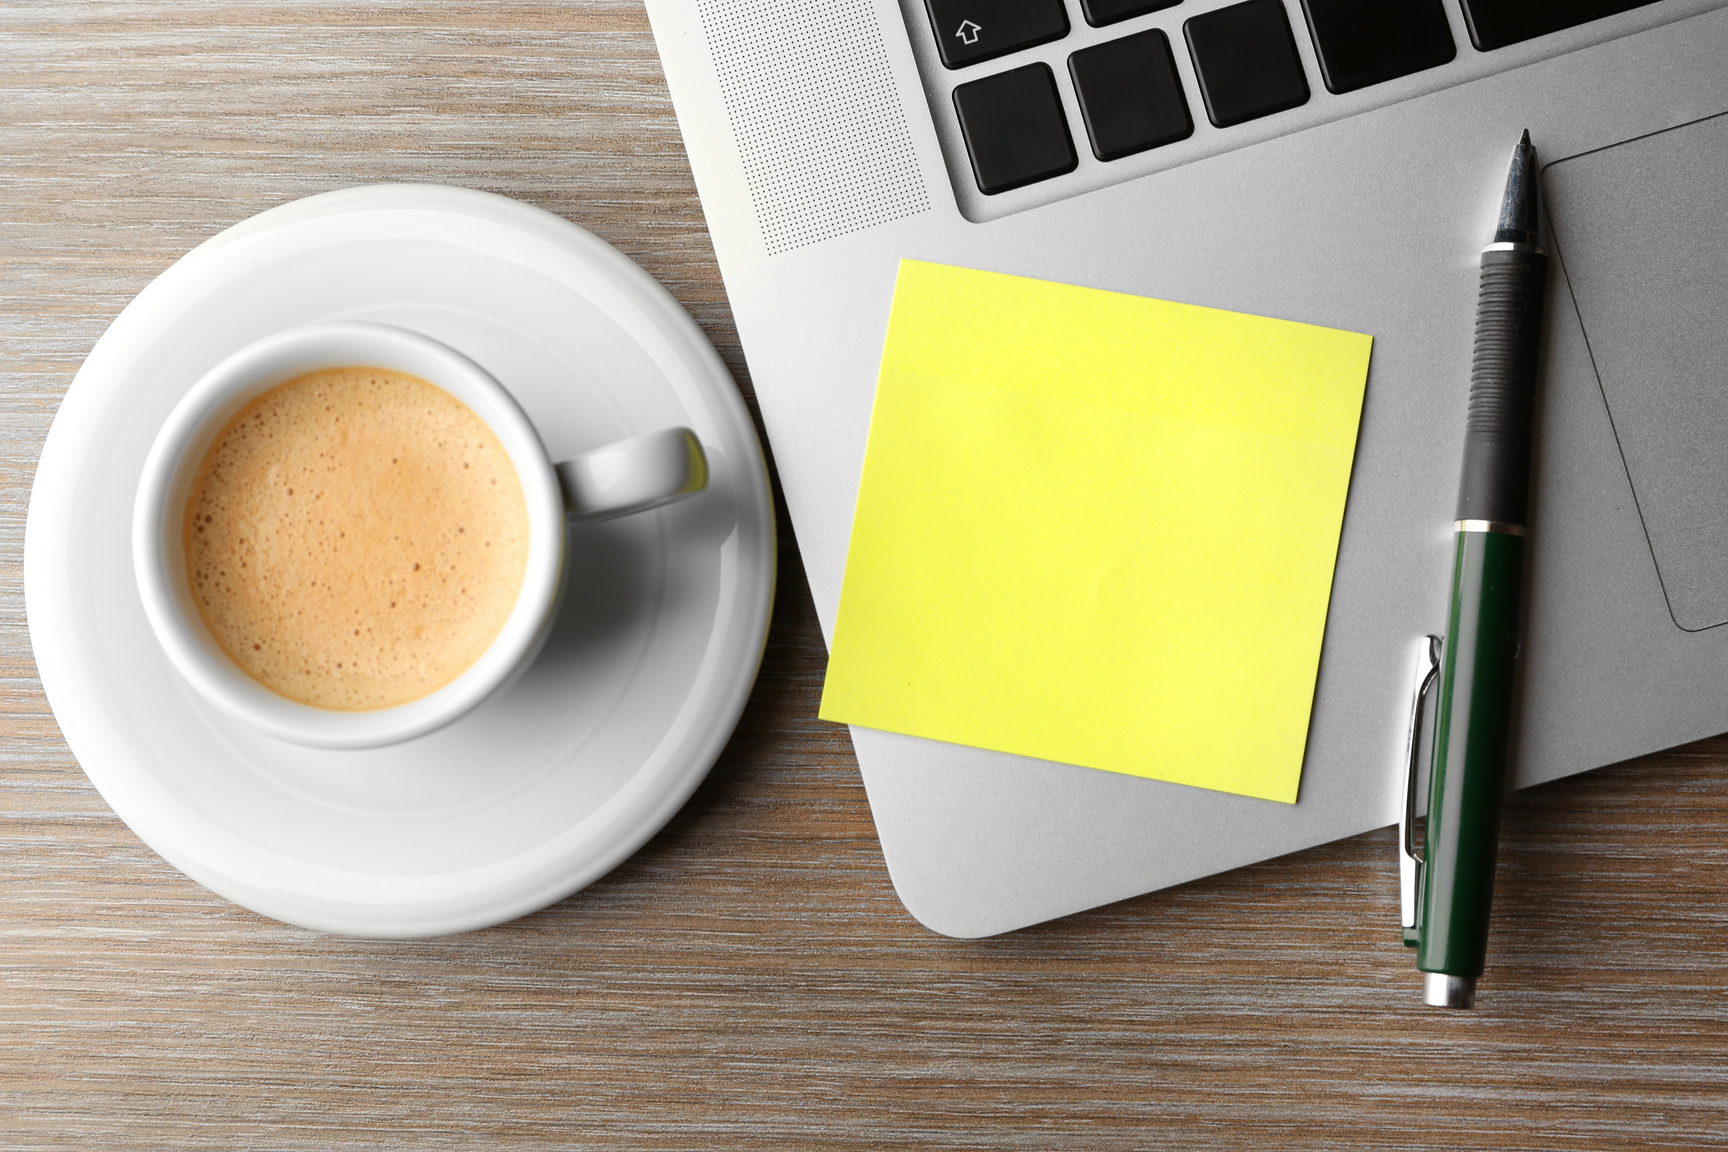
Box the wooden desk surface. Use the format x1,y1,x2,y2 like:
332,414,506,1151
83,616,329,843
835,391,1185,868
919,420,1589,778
4,4,1727,1147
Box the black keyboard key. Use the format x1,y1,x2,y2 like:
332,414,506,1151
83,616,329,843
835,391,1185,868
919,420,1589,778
1081,0,1182,28
925,0,1070,69
1300,0,1455,93
953,63,1078,194
1069,30,1194,160
1459,0,1659,51
1184,0,1311,128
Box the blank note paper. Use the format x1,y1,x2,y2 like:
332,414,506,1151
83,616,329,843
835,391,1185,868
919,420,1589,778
818,260,1373,804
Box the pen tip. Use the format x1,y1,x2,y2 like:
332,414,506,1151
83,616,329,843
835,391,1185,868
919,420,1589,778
1492,131,1541,249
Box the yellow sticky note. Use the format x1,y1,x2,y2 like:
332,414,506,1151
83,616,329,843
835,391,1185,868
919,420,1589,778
818,260,1373,804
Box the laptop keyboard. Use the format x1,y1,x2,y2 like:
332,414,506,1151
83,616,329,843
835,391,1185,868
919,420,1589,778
907,0,1687,218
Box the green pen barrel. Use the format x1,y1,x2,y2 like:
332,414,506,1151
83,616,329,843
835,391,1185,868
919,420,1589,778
1418,527,1524,980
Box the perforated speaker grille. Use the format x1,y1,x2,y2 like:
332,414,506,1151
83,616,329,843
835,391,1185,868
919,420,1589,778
696,0,930,255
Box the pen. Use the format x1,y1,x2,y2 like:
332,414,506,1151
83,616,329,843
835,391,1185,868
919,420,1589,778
1408,131,1549,1008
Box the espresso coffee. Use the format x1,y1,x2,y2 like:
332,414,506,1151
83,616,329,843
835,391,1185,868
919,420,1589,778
184,366,530,711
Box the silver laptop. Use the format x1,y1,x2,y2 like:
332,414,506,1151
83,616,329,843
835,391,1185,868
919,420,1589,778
642,0,1728,937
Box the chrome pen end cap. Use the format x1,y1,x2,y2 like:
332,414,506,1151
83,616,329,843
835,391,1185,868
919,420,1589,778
1423,972,1477,1009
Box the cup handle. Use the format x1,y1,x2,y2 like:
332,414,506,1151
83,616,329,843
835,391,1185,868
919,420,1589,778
555,427,709,523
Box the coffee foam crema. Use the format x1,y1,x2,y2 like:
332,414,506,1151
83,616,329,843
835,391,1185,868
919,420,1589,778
184,366,531,711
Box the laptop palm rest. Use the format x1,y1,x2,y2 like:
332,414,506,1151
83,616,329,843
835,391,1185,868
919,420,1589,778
1547,111,1728,631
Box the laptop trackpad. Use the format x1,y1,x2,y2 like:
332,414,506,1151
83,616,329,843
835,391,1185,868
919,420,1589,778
1546,111,1728,632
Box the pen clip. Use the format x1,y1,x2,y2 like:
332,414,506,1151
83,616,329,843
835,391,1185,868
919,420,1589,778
1399,634,1442,934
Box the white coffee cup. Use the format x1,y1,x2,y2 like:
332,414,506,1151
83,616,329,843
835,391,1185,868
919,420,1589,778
132,322,708,749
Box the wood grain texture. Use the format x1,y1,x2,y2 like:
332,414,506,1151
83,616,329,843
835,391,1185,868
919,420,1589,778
3,3,1727,1148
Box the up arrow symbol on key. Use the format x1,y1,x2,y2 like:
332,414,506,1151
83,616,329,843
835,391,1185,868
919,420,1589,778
955,20,982,45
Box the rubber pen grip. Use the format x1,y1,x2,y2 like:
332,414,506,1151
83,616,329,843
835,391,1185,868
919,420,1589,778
1456,249,1548,525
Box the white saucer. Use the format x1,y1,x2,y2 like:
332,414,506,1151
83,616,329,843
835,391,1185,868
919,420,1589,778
24,185,776,937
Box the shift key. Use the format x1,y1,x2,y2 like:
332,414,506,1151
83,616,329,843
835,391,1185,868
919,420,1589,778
925,0,1070,69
